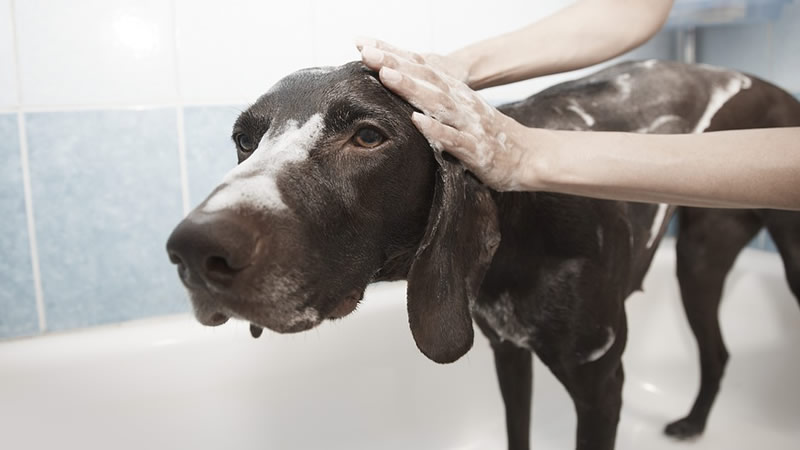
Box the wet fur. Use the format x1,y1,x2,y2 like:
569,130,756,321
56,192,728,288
167,60,800,450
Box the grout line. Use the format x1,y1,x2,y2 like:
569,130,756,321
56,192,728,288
169,0,190,215
9,0,46,332
767,22,774,81
0,101,247,114
176,106,190,215
16,111,46,332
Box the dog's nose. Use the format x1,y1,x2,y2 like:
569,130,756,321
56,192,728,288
166,210,261,289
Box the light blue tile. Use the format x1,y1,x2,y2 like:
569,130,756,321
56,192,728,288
698,23,773,80
748,229,768,250
26,109,189,332
0,114,38,339
183,106,243,207
763,232,779,253
773,2,800,92
666,214,679,238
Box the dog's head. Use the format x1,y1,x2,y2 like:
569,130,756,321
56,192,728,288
166,62,499,363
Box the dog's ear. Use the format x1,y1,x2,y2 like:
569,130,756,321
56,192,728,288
407,151,500,364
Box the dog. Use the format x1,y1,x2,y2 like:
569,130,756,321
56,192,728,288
166,60,800,450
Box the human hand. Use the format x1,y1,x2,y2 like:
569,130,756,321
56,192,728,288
355,38,532,191
354,37,470,84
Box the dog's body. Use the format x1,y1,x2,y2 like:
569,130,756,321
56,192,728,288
167,60,800,450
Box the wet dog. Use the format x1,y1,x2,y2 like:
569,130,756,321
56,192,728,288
166,60,800,449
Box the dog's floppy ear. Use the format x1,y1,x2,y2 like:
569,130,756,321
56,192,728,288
407,151,500,364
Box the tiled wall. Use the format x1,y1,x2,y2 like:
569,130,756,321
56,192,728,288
695,0,800,252
0,0,796,339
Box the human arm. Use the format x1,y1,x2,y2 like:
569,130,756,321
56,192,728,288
357,0,675,89
359,47,800,211
522,126,800,210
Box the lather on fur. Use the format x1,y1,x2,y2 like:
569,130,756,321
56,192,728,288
167,60,800,450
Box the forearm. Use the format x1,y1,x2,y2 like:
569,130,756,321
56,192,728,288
525,127,800,210
451,0,674,89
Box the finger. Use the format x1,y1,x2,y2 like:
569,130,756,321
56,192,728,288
361,46,451,94
378,67,458,123
354,37,425,64
411,112,481,167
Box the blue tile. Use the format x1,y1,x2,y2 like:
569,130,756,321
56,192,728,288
183,106,243,208
698,22,773,80
665,214,679,238
26,109,189,331
0,114,38,339
773,1,800,93
762,232,779,253
748,229,768,250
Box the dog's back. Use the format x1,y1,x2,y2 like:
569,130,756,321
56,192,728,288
479,59,800,444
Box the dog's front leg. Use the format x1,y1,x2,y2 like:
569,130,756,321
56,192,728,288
541,316,627,450
570,362,624,450
491,340,533,450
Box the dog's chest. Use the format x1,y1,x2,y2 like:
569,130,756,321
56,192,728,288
471,292,535,349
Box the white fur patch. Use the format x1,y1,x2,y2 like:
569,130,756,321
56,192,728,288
298,66,335,75
566,100,595,127
472,291,533,349
641,59,658,69
646,203,669,248
596,226,604,250
582,327,616,363
287,307,320,327
692,73,752,133
202,114,324,213
635,114,682,133
615,73,632,99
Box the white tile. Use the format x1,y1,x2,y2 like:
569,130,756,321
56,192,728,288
0,0,18,108
772,2,800,93
311,0,433,67
176,0,315,105
431,0,573,54
15,0,178,106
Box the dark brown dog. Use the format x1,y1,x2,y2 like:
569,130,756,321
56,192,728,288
166,60,800,449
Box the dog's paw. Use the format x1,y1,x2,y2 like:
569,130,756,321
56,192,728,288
664,418,705,440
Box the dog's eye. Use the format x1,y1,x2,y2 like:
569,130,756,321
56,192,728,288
235,133,257,152
352,127,385,149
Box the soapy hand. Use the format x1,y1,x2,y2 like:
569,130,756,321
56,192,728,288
355,38,531,191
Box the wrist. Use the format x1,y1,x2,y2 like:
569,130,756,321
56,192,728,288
448,46,492,90
509,122,564,192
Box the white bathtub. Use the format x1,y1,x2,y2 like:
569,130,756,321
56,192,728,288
1,240,798,450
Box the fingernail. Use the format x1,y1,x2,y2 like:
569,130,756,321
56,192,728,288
354,36,376,51
411,111,431,127
361,46,384,65
381,67,402,84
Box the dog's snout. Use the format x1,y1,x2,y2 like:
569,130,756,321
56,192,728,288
166,210,261,288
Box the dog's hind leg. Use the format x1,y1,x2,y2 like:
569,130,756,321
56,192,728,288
764,210,800,303
664,208,762,440
491,340,533,450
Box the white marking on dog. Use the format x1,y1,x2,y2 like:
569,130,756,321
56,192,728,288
582,327,616,363
596,226,604,250
635,114,682,133
472,291,533,349
641,59,658,69
566,100,595,127
298,66,335,75
693,73,752,133
202,114,324,213
646,203,669,248
287,307,320,326
615,73,632,99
